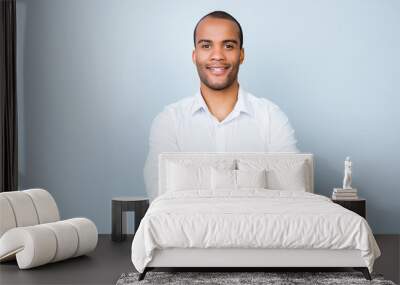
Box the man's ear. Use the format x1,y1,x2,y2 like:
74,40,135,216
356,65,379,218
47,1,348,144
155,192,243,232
192,49,196,64
240,48,245,64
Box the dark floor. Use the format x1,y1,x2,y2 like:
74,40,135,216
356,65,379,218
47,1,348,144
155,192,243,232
0,234,399,285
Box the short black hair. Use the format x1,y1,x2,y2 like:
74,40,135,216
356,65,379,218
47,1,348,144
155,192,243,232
193,11,243,49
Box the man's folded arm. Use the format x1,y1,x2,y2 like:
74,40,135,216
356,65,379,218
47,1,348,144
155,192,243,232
144,109,179,202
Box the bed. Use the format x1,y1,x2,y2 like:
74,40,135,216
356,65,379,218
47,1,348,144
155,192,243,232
131,153,380,281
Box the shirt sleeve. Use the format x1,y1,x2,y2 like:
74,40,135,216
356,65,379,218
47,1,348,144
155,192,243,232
267,105,300,153
143,108,179,202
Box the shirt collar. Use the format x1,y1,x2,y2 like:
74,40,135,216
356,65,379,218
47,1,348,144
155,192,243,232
191,90,208,115
191,86,253,117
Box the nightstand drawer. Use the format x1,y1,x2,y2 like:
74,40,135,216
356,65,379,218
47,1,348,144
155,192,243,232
332,198,366,218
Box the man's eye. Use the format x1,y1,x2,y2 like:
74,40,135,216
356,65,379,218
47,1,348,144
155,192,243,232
201,44,210,49
225,44,234,49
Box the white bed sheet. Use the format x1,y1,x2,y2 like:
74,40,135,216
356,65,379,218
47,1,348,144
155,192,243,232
131,189,380,273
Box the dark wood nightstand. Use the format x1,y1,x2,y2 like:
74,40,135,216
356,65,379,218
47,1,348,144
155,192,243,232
332,198,366,218
111,197,149,242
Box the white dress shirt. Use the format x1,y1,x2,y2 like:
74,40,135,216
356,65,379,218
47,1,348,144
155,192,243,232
144,87,299,200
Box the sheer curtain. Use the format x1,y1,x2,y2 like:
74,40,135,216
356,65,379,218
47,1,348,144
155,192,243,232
0,0,18,192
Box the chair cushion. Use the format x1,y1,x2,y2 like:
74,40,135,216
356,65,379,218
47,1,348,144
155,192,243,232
0,218,97,269
0,196,17,237
24,189,60,223
0,189,60,238
0,191,39,227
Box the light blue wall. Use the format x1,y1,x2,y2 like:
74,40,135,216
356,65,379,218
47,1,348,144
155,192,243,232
17,0,400,234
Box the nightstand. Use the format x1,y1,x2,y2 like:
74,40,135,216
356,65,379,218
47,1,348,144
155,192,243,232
111,196,149,242
332,198,366,218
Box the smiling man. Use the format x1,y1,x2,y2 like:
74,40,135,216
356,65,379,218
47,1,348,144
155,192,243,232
144,11,299,201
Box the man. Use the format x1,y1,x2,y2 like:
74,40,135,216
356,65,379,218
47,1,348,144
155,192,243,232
144,11,299,201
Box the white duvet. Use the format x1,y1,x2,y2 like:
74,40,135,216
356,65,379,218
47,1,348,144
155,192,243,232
131,190,380,273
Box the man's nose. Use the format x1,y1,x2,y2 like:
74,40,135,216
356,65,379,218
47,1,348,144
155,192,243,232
210,46,225,61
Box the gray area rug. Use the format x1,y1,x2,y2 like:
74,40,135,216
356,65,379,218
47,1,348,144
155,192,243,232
116,271,396,285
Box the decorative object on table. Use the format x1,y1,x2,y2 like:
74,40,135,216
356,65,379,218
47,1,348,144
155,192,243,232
112,197,149,242
343,156,353,189
0,189,98,269
332,156,358,200
116,271,394,285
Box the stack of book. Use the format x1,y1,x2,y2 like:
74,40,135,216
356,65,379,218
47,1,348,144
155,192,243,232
332,188,358,200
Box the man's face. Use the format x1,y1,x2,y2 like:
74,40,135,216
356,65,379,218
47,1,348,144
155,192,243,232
192,17,244,91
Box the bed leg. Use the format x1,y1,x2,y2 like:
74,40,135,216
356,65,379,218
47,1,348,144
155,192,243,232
354,267,371,280
138,268,148,281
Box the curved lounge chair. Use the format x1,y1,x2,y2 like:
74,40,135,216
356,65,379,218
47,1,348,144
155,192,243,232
0,189,98,269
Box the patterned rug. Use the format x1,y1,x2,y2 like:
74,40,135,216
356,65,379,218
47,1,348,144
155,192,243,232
116,271,396,285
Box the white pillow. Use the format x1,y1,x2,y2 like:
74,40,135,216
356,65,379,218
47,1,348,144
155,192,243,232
211,168,268,190
238,159,308,191
211,168,236,190
267,163,306,191
237,169,267,189
166,162,211,191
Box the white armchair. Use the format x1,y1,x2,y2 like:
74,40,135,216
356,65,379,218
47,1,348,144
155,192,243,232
0,189,98,269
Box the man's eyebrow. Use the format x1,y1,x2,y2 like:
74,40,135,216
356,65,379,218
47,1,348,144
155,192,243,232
196,39,239,46
197,39,212,45
222,39,238,44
